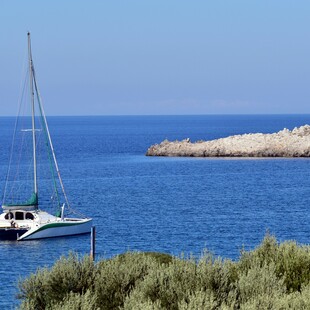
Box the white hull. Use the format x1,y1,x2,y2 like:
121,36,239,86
19,218,92,240
0,209,92,241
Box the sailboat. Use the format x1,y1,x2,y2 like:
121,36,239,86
0,33,92,240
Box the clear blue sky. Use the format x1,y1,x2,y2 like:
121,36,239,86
0,1,309,116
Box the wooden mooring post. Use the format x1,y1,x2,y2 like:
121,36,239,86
90,226,96,261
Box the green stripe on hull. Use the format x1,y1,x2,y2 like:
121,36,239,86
25,221,89,238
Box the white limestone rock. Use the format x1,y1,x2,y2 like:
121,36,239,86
146,125,310,157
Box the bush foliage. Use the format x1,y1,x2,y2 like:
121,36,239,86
18,235,310,309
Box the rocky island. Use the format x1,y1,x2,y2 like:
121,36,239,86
146,125,310,157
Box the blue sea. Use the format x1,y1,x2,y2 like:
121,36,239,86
1,114,310,307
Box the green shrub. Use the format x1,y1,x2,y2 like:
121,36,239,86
238,262,285,305
238,234,279,272
46,290,98,310
178,289,217,310
123,257,198,310
196,255,238,307
276,241,310,292
17,235,310,309
118,251,173,265
274,283,310,309
239,284,310,310
94,252,161,309
18,253,95,310
238,235,310,293
123,293,165,310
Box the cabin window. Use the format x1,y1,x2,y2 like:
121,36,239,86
4,212,14,220
15,212,24,220
25,213,34,220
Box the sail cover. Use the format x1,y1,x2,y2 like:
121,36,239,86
2,192,38,208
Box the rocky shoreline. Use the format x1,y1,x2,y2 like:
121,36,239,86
146,125,310,157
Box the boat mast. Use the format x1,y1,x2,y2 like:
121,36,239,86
28,32,38,198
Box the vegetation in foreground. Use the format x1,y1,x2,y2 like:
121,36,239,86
18,235,310,309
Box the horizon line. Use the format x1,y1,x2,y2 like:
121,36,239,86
1,113,310,117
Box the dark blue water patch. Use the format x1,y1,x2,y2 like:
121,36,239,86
69,155,310,259
14,114,310,160
1,115,310,307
